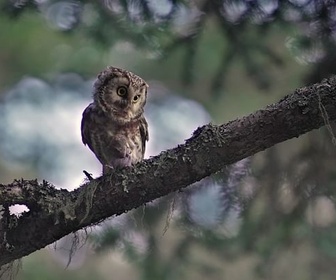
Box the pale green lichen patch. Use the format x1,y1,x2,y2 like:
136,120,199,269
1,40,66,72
74,180,100,225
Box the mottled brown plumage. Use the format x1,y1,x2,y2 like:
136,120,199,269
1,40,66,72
81,66,149,174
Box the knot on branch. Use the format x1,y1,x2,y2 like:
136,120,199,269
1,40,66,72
0,179,69,213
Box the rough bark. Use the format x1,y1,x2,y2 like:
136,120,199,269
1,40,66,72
0,76,336,266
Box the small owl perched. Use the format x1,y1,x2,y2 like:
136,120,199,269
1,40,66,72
81,66,149,175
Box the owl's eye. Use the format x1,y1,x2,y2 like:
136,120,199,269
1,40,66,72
133,95,140,102
117,86,127,97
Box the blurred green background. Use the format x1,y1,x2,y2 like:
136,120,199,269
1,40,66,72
1,0,336,279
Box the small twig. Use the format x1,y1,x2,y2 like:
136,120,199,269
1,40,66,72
83,170,94,181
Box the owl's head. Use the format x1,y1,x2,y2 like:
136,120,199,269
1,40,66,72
93,66,148,123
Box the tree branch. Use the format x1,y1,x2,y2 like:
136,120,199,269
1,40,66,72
1,76,336,266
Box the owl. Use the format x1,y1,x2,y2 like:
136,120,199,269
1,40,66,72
81,66,149,175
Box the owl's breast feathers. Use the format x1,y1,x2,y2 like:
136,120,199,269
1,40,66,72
81,103,149,166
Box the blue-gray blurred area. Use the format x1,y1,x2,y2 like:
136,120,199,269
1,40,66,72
0,74,97,188
1,0,336,279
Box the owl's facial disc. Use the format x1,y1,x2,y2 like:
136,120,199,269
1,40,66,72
115,86,146,121
93,67,148,124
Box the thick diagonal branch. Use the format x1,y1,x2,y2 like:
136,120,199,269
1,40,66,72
0,76,336,266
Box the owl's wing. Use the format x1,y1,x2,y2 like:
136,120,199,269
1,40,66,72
139,117,149,154
81,103,95,151
81,103,130,164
